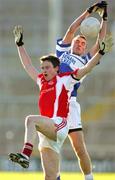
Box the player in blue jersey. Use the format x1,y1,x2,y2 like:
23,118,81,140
56,1,108,180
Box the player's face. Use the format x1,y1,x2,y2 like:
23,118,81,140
71,37,87,56
41,61,59,81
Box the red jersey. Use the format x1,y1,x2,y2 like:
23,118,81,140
37,70,78,118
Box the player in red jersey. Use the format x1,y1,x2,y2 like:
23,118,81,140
9,26,112,180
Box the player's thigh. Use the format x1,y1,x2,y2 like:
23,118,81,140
28,115,56,140
40,148,60,176
68,130,86,150
68,99,82,129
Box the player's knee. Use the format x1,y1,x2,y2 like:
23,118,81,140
25,115,33,127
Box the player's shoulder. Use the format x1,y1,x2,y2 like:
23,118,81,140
58,69,78,78
56,38,71,55
38,73,43,78
58,72,72,78
57,38,71,47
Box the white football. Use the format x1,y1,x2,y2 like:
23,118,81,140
80,17,101,38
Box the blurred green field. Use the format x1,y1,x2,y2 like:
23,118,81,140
0,172,115,180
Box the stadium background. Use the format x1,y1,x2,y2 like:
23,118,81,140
0,0,115,173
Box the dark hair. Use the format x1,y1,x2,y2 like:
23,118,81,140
40,54,60,68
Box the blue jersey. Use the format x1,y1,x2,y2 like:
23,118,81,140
56,38,92,97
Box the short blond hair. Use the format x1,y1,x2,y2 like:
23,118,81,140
74,34,87,41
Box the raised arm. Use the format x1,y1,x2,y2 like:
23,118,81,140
62,1,107,45
74,34,113,79
89,1,108,56
13,26,38,82
62,10,89,45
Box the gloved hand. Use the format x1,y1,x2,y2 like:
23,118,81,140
87,1,107,16
13,26,24,46
95,1,108,21
99,34,113,55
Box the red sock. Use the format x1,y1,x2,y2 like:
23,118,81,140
21,142,33,158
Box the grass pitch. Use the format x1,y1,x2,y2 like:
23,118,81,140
0,172,115,180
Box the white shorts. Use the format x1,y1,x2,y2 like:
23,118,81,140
68,97,82,130
38,117,69,154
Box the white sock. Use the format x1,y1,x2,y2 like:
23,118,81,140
21,153,29,160
85,173,94,180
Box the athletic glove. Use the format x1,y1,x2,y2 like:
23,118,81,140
13,26,24,46
95,1,108,21
87,1,107,15
99,34,113,55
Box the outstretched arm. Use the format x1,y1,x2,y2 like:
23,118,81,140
62,10,89,45
13,26,38,82
62,1,106,45
89,1,108,56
